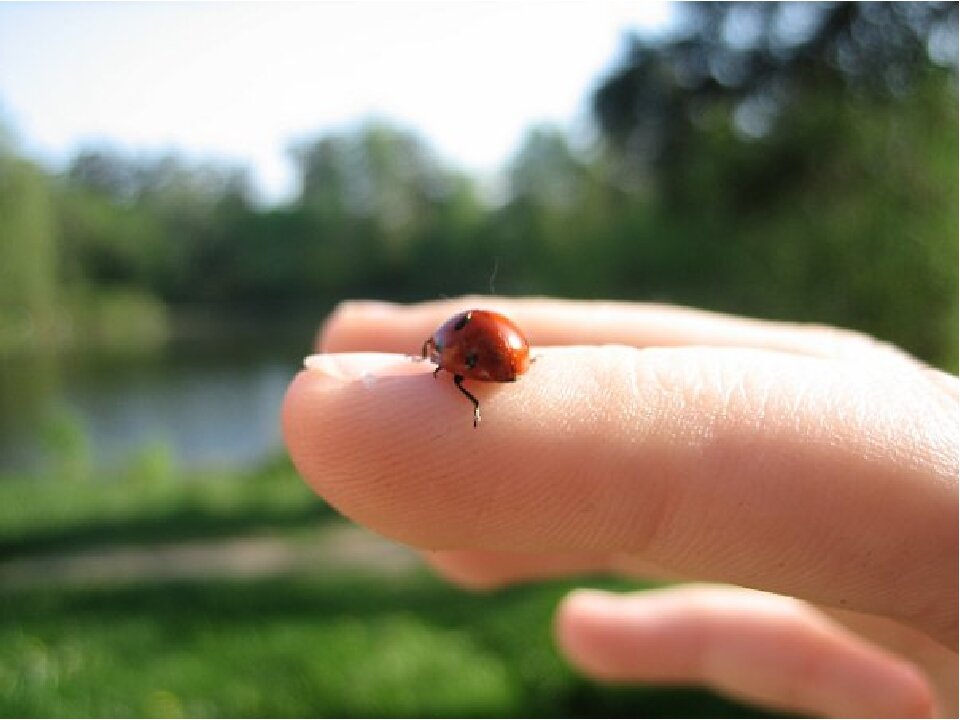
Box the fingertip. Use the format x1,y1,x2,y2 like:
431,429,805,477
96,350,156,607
281,369,316,454
558,588,624,621
423,551,508,591
317,300,418,353
282,352,433,498
554,586,939,718
315,300,364,352
555,589,652,683
556,589,622,663
281,350,517,549
281,369,332,490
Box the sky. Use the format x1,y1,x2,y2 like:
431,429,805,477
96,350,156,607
0,1,674,204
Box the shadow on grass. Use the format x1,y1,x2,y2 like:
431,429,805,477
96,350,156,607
0,454,338,560
0,504,331,560
0,572,775,718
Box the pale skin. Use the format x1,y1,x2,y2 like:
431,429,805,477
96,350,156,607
281,297,958,718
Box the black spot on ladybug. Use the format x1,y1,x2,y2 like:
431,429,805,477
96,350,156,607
453,312,471,331
422,309,531,427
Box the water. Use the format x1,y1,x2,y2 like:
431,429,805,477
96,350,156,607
0,331,309,475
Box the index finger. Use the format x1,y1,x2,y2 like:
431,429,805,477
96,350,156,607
319,296,935,368
281,344,958,646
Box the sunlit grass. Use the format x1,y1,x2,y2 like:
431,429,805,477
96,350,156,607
0,456,767,717
0,573,763,718
0,455,328,559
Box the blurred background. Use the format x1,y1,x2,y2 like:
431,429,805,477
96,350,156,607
0,2,956,716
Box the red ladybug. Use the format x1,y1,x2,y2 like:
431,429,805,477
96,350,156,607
422,309,531,427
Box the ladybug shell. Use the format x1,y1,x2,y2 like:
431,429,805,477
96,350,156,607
425,309,531,382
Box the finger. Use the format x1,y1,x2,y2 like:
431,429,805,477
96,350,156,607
425,550,614,590
555,586,936,718
282,346,957,644
321,297,957,398
823,608,959,718
426,552,958,715
425,552,959,715
319,297,937,371
425,549,675,590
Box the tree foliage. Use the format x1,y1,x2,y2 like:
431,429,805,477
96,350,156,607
0,2,955,368
0,152,58,348
591,1,958,365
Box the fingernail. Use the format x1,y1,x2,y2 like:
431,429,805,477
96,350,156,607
303,352,427,383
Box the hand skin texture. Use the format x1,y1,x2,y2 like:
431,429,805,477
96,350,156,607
282,297,958,718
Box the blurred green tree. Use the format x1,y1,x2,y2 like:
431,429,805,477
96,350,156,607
0,151,58,351
0,2,953,369
291,121,484,301
590,1,958,367
63,148,253,302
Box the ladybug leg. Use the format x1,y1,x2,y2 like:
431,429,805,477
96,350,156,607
453,374,481,427
433,365,442,378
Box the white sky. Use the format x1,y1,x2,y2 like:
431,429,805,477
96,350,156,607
0,1,674,203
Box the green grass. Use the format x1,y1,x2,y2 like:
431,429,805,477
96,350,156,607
0,455,331,559
0,456,767,717
0,573,765,718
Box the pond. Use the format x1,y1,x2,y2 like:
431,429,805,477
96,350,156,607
0,326,313,476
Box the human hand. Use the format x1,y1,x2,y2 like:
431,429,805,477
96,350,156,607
282,297,958,717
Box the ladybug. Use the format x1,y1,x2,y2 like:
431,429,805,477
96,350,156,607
422,309,531,427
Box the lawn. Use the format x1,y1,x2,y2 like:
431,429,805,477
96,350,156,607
0,457,764,717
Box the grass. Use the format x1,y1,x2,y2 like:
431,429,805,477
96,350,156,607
0,455,331,559
0,455,767,717
0,574,766,718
